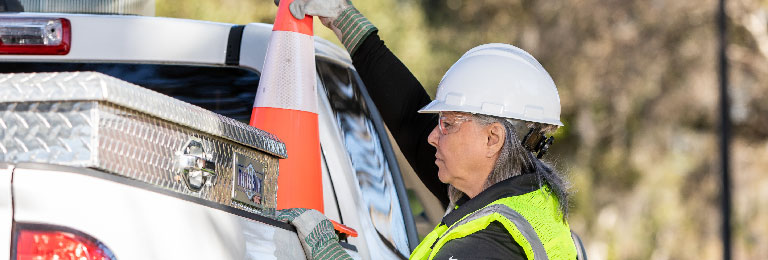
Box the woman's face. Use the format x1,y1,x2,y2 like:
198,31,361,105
427,112,496,196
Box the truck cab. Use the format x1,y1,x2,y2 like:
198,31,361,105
0,1,419,259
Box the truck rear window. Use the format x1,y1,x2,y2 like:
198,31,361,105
0,62,259,123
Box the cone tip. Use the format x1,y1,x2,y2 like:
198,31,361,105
274,0,314,36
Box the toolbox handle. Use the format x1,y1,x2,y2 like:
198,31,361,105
178,139,217,192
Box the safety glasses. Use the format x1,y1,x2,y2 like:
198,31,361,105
438,112,473,135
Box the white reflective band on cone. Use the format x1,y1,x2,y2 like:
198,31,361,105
254,31,317,113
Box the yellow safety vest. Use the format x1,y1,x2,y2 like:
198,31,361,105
410,186,576,260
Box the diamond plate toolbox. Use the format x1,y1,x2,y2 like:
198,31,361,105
0,72,287,217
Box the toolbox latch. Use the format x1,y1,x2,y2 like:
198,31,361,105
178,139,217,192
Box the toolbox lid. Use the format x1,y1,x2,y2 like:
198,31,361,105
0,72,287,158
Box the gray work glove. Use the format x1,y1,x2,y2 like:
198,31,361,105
275,0,377,55
288,0,349,22
277,208,353,260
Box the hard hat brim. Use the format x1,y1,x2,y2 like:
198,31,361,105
418,100,564,126
416,100,442,114
417,100,476,115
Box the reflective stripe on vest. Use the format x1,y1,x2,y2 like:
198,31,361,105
437,204,548,260
410,186,576,260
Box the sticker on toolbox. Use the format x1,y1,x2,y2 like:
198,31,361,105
232,151,266,209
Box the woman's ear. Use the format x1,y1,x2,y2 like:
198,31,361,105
486,122,505,157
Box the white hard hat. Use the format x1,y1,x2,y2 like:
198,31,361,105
418,43,563,126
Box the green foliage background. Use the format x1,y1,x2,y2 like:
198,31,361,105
157,0,768,259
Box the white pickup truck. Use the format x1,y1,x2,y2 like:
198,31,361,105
0,0,419,259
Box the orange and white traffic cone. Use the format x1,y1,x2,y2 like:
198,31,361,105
249,0,322,212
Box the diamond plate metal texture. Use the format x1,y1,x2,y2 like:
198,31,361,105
97,103,278,216
0,72,281,216
0,72,286,158
0,100,279,216
0,101,98,165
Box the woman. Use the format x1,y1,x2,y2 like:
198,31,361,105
285,0,580,258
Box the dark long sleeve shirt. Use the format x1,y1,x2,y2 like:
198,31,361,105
351,32,449,206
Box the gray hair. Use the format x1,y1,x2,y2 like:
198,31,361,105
447,114,570,219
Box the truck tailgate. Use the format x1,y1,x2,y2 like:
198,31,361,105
11,164,306,259
0,164,11,259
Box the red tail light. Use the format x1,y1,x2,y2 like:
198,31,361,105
0,17,71,55
15,226,115,260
